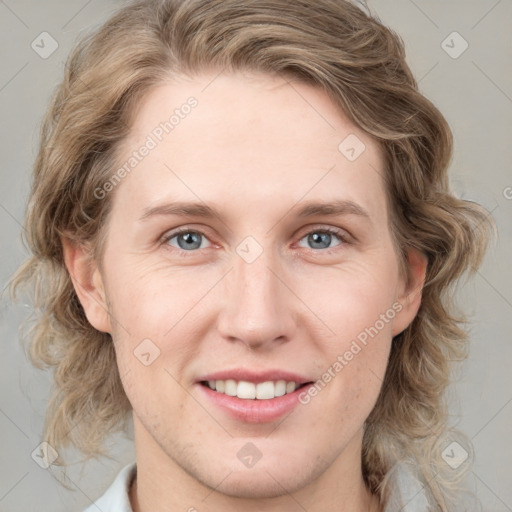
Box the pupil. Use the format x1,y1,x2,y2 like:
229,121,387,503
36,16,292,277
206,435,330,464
179,232,201,250
310,232,330,249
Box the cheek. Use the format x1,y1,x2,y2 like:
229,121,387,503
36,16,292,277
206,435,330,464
295,258,400,338
298,338,391,448
107,259,214,335
104,263,212,394
294,262,397,412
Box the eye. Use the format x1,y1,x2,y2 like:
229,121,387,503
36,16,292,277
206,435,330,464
297,227,348,251
163,229,212,251
161,226,350,256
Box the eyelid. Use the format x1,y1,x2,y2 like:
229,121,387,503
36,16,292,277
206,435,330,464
295,224,353,243
293,225,353,255
160,226,215,249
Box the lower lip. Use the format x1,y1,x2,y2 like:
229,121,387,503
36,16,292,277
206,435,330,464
197,383,314,423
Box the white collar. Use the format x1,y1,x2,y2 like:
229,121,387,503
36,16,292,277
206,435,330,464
83,462,136,512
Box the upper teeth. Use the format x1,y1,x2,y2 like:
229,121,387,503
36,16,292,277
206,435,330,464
206,380,299,400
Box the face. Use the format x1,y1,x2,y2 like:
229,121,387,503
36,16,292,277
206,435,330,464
70,71,424,499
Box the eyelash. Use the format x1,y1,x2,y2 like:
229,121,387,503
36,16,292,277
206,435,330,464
160,226,351,257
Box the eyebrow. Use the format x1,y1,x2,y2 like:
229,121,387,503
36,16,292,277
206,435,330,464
139,199,370,222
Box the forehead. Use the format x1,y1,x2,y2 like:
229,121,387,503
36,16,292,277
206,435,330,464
113,71,387,222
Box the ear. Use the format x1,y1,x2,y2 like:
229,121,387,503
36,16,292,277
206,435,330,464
61,236,111,334
392,248,428,337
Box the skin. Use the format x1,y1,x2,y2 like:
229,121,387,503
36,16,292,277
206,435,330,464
63,70,427,512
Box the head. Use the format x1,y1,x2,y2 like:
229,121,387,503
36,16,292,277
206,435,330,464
12,0,492,508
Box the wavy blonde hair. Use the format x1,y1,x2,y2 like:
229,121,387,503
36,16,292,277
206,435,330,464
11,0,493,508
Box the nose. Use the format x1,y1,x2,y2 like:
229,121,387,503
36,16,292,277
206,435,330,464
216,245,297,351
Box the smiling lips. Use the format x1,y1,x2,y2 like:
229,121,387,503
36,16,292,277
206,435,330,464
196,369,315,422
202,379,305,399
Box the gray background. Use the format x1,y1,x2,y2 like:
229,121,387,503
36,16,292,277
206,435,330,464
0,1,510,510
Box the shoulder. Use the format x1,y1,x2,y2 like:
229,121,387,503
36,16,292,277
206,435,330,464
83,461,137,512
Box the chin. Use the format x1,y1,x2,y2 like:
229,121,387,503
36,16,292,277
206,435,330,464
192,449,326,501
207,469,306,500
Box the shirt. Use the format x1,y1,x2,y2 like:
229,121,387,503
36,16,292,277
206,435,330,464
83,460,479,512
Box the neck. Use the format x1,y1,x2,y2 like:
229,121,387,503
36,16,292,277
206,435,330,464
129,416,382,512
130,475,381,512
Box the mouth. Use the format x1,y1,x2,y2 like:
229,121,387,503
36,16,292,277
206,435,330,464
196,369,316,422
198,378,316,423
199,379,314,400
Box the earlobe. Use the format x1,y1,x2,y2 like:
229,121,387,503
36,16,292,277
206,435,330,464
392,248,428,337
61,236,111,334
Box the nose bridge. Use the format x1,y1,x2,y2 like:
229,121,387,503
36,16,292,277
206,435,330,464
216,237,295,348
